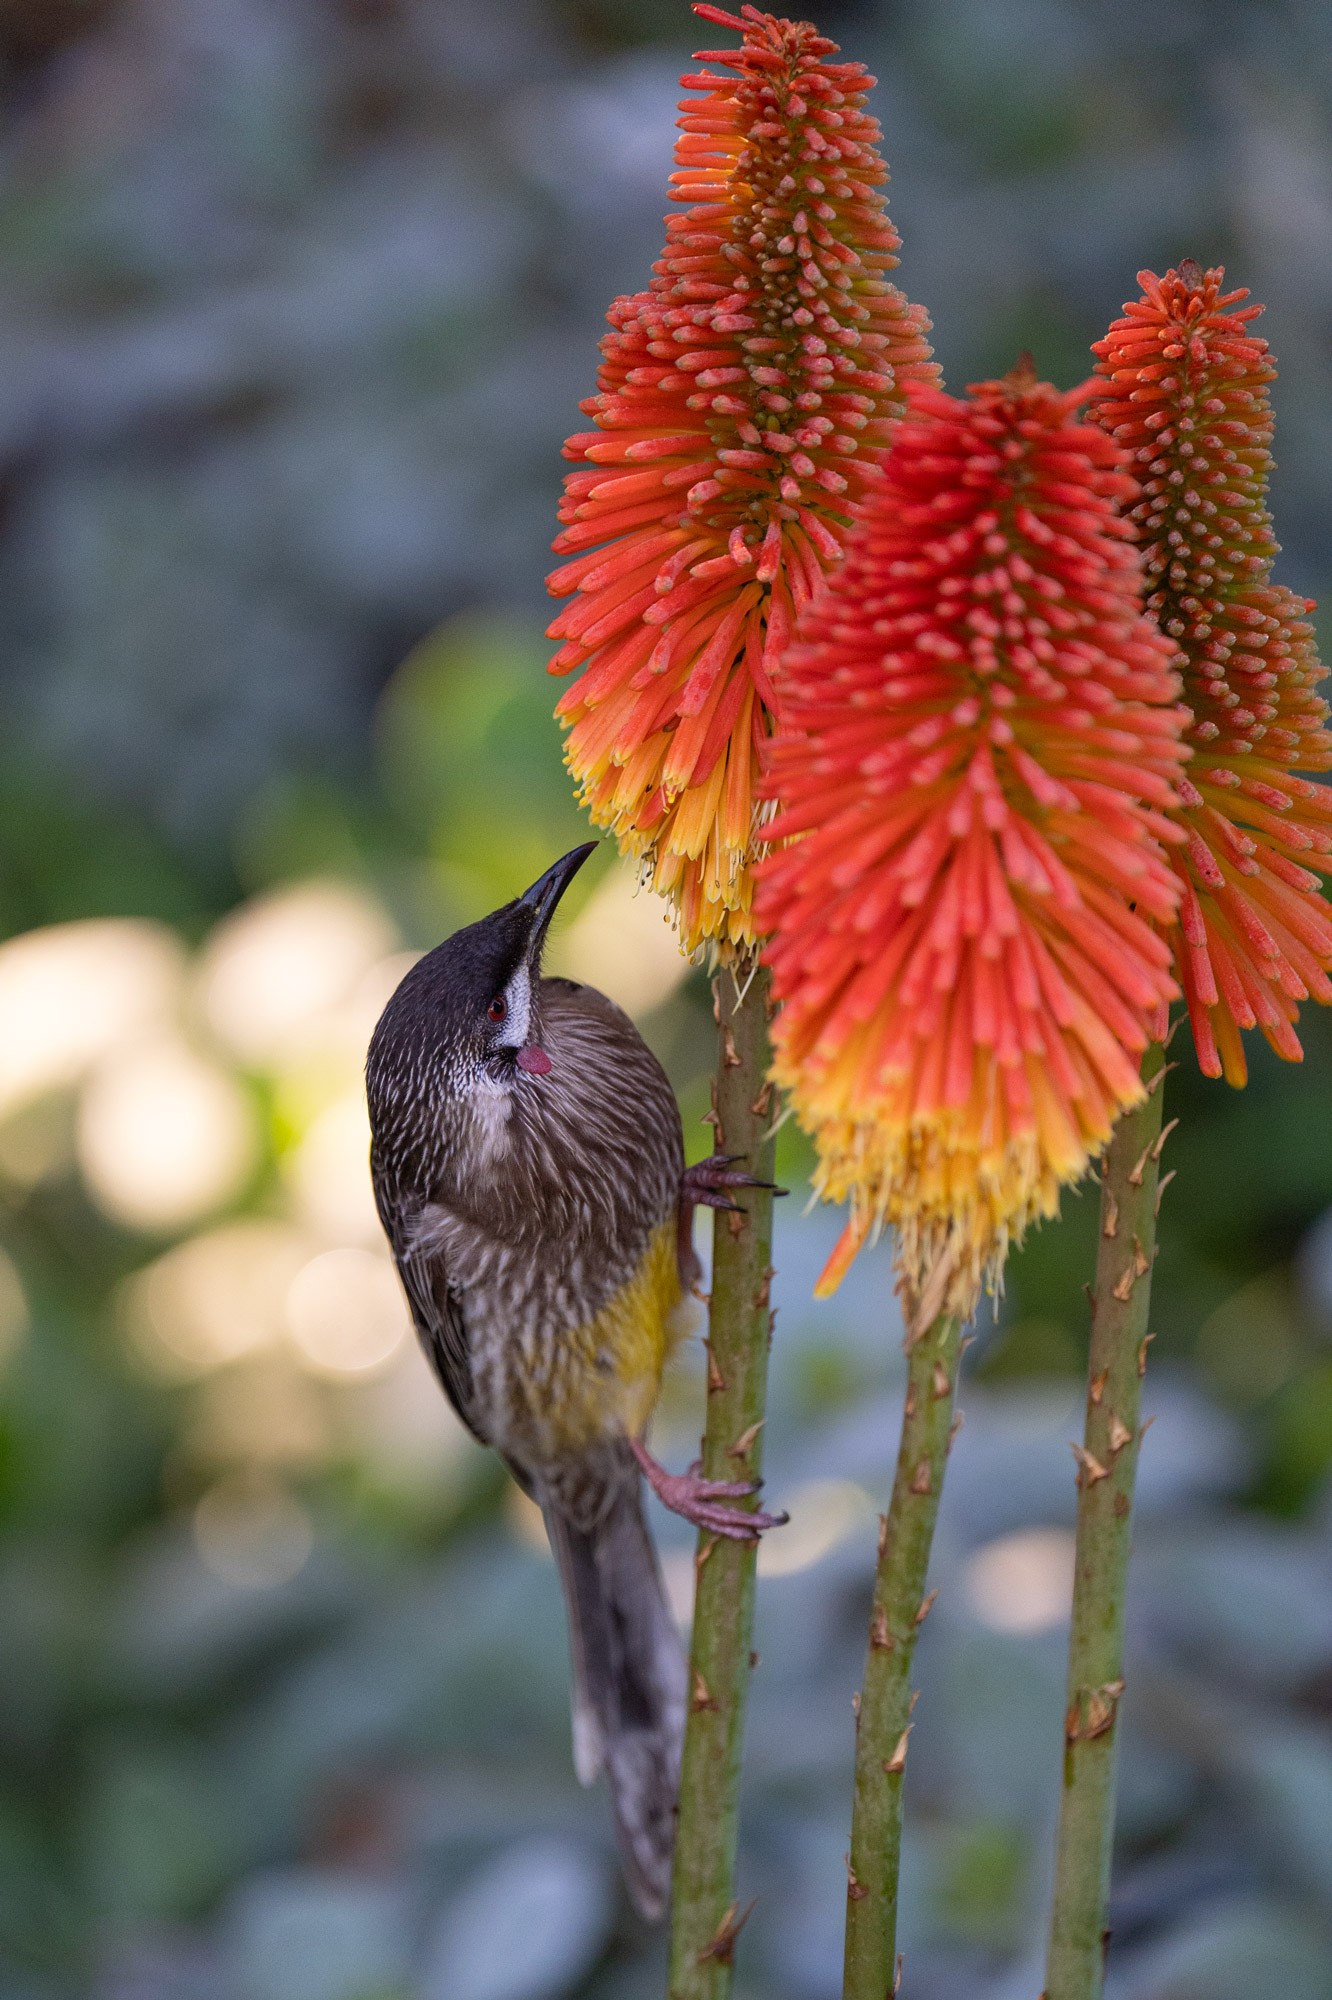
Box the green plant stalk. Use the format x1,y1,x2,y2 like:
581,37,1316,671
668,963,778,1997
1044,1042,1169,2000
843,1308,963,2000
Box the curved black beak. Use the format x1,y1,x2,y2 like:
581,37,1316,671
518,841,598,958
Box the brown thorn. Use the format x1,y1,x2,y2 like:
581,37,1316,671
1151,1117,1180,1161
726,1208,745,1239
1112,1264,1137,1303
691,1669,718,1713
697,1898,756,1966
1107,1413,1133,1456
877,1512,889,1560
728,1419,765,1459
722,1026,741,1069
1144,1058,1177,1096
750,1081,773,1118
884,1724,912,1774
1127,1144,1151,1187
1132,1235,1151,1278
1138,1331,1156,1378
1071,1442,1110,1486
1155,1168,1177,1215
1103,1191,1119,1238
1089,1368,1108,1407
869,1604,893,1651
914,1588,939,1627
931,1360,951,1400
845,1859,868,1903
894,1955,903,1996
947,1408,965,1451
753,1265,774,1310
749,1650,760,1670
706,1343,726,1393
909,1457,932,1496
695,1534,718,1576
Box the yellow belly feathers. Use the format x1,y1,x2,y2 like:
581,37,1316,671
520,1219,696,1458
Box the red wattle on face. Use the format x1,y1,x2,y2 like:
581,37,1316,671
516,1046,552,1075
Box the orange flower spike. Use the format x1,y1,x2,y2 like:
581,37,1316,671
546,2,938,956
1092,262,1332,1087
755,369,1191,1315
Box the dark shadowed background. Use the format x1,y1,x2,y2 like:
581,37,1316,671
0,2,1329,1996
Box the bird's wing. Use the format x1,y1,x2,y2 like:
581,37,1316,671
372,1174,484,1442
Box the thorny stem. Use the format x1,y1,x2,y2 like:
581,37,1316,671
1043,1042,1169,2000
843,1308,964,2000
668,965,778,1998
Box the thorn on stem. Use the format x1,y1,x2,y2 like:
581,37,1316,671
1155,1168,1177,1214
914,1588,939,1627
884,1723,912,1774
1103,1191,1119,1237
1151,1117,1179,1161
909,1457,932,1496
1071,1442,1110,1486
697,1898,756,1965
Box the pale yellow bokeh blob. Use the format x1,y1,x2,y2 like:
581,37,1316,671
198,880,397,1070
547,860,691,1019
756,1477,876,1579
964,1527,1076,1634
0,919,186,1120
123,1219,310,1377
78,1038,257,1233
285,1088,380,1244
285,1246,408,1379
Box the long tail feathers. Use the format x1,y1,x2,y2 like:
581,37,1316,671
543,1473,686,1920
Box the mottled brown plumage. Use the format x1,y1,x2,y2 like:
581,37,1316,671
366,847,783,1914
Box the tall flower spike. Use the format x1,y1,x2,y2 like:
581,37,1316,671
546,3,937,956
756,370,1190,1315
1092,263,1332,1086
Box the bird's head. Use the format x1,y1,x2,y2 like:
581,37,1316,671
366,843,596,1139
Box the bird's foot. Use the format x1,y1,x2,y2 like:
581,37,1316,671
680,1152,784,1215
628,1435,788,1541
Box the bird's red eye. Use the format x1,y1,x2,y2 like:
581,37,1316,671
487,995,507,1023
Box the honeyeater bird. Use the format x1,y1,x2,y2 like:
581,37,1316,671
365,842,783,1918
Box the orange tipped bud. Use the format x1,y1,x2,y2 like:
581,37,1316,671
547,4,937,956
756,371,1190,1316
1092,263,1332,1086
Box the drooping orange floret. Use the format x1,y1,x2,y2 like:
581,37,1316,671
755,369,1190,1315
546,3,937,956
1092,263,1332,1087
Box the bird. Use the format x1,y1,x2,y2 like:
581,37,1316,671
365,841,784,1918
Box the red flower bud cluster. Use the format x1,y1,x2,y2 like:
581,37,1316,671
1092,264,1332,1084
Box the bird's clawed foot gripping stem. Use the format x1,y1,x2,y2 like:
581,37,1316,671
627,1434,788,1542
681,1152,784,1215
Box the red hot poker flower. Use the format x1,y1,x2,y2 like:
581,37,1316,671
546,3,937,956
756,370,1189,1314
1092,263,1332,1086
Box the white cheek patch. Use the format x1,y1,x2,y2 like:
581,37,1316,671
494,962,533,1048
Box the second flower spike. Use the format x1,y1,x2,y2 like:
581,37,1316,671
757,367,1191,1317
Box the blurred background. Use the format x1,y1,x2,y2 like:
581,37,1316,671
0,1,1329,1995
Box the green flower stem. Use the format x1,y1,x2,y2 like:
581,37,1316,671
668,964,778,1997
843,1308,964,2000
1044,1042,1170,2000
